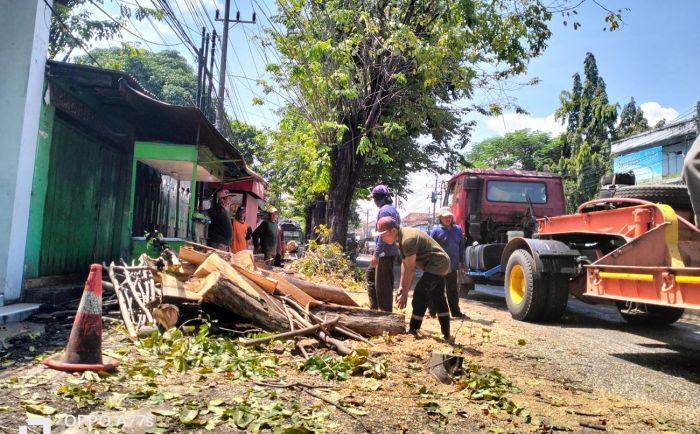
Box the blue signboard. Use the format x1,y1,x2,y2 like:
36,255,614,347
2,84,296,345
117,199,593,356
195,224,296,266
613,146,662,183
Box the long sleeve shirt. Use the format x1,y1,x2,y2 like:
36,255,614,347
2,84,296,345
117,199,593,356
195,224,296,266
374,203,401,258
429,223,465,272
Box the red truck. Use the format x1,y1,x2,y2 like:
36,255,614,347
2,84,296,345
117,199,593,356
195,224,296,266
447,168,699,325
444,168,567,291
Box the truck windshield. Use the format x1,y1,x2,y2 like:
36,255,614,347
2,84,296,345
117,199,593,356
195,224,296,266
486,181,547,204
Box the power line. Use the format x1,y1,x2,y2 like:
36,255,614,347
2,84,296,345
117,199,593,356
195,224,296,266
91,0,184,47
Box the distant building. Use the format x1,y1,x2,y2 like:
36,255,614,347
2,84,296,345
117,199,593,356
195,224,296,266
611,106,699,184
402,212,431,232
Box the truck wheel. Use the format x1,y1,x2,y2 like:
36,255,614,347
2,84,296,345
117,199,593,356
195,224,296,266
541,275,570,322
612,185,691,211
616,301,684,326
504,249,546,321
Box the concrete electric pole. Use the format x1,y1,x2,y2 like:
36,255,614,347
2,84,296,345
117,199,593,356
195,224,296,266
215,0,256,130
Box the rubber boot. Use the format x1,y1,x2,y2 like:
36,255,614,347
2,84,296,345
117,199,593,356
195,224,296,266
438,315,450,341
408,316,423,335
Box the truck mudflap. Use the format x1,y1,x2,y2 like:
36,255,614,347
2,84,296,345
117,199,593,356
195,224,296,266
500,238,579,275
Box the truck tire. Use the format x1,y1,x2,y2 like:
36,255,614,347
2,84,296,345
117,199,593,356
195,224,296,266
616,301,684,326
460,283,475,297
541,275,570,322
504,249,547,321
612,185,691,211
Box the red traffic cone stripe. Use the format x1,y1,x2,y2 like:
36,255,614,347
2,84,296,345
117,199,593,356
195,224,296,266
43,264,119,372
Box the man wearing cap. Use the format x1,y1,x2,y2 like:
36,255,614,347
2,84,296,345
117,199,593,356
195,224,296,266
367,185,401,312
429,207,468,319
231,206,253,253
375,216,452,340
207,189,234,251
253,207,279,264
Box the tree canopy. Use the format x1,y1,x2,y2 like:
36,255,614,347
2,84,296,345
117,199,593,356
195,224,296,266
465,130,562,171
49,0,162,60
617,97,650,139
76,46,197,106
263,0,555,244
554,52,618,211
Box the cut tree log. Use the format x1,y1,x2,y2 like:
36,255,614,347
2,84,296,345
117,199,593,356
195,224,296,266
200,275,290,332
309,304,405,336
283,275,359,307
194,253,264,299
233,265,278,295
160,273,203,302
179,246,210,266
260,270,317,308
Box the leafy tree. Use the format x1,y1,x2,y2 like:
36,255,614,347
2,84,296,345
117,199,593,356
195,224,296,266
228,120,267,167
554,52,618,211
617,97,649,139
263,0,555,245
465,130,562,171
76,46,197,106
49,0,162,60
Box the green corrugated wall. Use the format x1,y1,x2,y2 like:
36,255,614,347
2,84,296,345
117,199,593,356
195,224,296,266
38,116,131,276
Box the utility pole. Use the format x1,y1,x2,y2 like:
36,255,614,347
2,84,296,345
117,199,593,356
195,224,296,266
206,29,217,117
365,208,370,239
195,27,206,108
215,0,256,130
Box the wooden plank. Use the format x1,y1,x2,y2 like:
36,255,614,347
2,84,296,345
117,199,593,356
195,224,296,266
160,273,203,302
309,304,405,336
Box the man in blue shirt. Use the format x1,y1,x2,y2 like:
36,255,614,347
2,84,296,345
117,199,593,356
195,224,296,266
429,207,468,318
366,185,401,312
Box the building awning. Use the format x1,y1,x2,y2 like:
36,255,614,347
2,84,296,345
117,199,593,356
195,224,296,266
45,60,264,183
611,118,697,156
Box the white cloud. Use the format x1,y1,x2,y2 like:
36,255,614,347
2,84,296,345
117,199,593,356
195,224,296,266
484,112,565,137
639,102,679,127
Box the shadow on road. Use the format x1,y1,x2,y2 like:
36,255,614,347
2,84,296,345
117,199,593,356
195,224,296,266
465,284,700,385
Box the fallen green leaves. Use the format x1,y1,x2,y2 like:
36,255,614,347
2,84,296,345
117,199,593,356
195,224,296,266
301,349,388,381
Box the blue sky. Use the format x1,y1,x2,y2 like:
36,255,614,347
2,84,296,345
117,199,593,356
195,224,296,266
85,0,700,214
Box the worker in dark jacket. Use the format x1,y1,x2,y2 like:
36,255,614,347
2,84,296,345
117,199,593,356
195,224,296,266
428,207,468,319
207,189,234,251
253,207,279,264
374,216,452,340
366,185,401,312
683,136,700,225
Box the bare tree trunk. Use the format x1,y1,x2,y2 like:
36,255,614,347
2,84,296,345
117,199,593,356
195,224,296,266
328,127,365,246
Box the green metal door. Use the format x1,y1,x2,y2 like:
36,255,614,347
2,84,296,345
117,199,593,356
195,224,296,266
39,117,130,276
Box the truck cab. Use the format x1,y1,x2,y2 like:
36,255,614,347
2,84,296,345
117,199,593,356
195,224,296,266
444,169,566,288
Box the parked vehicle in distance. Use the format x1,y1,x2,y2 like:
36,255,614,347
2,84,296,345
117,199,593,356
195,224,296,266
279,219,306,257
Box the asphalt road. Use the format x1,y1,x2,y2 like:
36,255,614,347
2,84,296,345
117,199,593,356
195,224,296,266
356,253,700,422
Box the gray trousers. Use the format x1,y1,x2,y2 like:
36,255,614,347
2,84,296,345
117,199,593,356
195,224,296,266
682,136,700,225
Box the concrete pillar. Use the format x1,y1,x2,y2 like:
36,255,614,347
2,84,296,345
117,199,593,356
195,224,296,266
0,1,51,304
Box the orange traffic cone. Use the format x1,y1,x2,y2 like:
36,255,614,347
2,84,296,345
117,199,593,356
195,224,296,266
43,264,119,372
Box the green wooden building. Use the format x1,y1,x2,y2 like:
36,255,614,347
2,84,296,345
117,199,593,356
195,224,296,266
22,61,261,301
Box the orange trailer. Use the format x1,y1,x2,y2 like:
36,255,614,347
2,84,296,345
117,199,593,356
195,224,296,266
500,197,700,325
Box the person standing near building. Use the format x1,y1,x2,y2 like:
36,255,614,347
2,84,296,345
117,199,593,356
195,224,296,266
428,208,468,319
253,207,279,264
231,206,252,253
274,222,286,267
207,189,234,251
367,185,401,312
374,217,452,340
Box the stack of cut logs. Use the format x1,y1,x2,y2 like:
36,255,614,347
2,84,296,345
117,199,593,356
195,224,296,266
106,242,404,356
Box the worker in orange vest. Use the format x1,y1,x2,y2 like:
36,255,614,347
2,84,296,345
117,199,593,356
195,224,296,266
231,206,252,253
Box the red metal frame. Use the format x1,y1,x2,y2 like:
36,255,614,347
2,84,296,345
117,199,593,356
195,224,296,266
538,198,700,310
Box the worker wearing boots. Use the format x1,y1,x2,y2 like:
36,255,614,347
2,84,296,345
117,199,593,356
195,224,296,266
366,185,401,312
374,216,452,340
683,135,700,225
